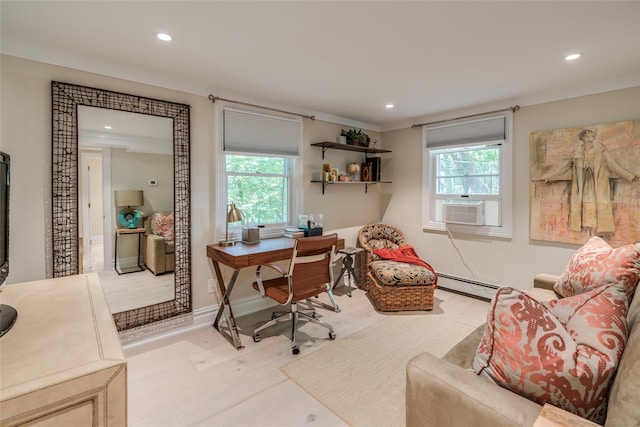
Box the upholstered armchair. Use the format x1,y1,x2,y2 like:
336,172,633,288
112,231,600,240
142,212,175,275
358,223,437,311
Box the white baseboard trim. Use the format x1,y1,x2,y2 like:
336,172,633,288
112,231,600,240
437,272,498,301
122,294,278,349
192,293,278,326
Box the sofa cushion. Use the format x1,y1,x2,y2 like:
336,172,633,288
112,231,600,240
370,260,436,287
473,285,630,424
152,211,174,241
554,236,640,298
368,239,401,261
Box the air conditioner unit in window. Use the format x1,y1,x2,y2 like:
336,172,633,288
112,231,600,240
442,200,485,226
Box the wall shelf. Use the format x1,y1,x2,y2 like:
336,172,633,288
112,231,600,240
311,141,392,159
310,141,392,194
311,180,392,194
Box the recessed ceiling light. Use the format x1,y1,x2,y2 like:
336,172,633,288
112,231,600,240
104,125,112,130
157,33,172,41
385,104,395,109
565,53,581,61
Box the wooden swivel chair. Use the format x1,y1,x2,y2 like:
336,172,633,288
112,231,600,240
252,233,338,354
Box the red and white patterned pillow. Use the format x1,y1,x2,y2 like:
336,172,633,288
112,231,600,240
473,284,630,424
554,236,640,298
152,212,174,241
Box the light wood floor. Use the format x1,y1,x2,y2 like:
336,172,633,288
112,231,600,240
100,269,174,314
123,284,490,427
86,237,174,314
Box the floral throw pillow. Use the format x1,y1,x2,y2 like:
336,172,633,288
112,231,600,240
472,285,629,424
554,236,640,298
152,212,174,241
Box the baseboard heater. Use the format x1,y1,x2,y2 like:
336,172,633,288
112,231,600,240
436,272,499,302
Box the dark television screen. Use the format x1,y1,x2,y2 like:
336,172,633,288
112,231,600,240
0,151,15,337
0,151,8,285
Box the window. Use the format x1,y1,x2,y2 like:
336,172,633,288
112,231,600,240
435,145,500,195
422,112,513,238
218,106,302,241
226,154,291,226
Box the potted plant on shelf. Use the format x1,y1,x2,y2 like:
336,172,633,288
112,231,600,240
341,128,370,147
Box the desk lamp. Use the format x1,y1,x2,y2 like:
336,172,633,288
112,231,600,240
114,190,144,229
219,202,245,246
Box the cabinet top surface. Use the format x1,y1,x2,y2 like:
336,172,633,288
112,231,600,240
0,274,125,399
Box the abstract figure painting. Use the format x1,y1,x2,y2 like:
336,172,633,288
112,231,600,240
530,119,640,246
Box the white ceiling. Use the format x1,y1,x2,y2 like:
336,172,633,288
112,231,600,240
78,106,173,155
2,1,639,131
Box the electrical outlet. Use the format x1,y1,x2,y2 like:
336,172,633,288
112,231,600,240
208,278,217,294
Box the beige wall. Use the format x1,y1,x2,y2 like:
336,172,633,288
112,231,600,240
381,86,640,291
111,149,173,259
0,54,387,311
2,53,638,313
302,119,384,230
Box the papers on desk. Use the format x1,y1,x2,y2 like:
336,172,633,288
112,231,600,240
284,227,305,238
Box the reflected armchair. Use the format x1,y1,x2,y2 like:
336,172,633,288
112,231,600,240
142,212,175,275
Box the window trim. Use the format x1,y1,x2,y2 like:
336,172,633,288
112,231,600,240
421,112,513,239
216,103,303,242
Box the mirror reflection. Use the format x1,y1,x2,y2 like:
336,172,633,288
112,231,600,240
52,81,191,331
78,106,175,313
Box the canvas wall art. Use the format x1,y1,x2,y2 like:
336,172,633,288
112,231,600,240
530,119,640,246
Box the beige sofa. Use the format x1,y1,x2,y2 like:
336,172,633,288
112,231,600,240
406,274,640,427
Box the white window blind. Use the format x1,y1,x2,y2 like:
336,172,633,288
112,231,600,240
425,116,505,148
223,108,301,157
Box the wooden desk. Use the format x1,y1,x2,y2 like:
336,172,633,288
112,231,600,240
206,236,344,349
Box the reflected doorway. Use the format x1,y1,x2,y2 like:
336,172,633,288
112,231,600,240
80,151,106,273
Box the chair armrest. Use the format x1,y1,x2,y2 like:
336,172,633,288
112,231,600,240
254,263,288,297
533,273,559,291
406,352,541,427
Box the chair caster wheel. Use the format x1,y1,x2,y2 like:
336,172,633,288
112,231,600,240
329,331,336,340
292,346,300,355
253,333,261,343
311,312,318,319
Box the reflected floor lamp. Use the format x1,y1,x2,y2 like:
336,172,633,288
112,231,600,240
219,202,245,246
114,190,144,229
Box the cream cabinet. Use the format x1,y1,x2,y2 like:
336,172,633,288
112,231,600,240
0,273,126,426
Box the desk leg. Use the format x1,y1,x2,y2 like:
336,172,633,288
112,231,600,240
211,260,244,350
114,232,120,274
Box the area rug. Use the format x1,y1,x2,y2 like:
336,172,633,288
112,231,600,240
280,313,476,427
